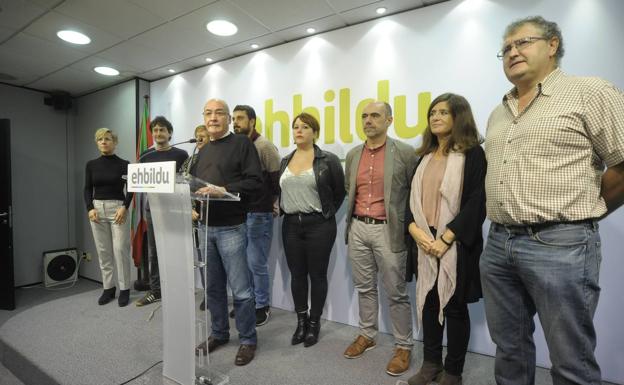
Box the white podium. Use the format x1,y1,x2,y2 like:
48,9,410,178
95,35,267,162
146,173,239,385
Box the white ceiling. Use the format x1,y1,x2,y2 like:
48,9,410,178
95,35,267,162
0,0,448,96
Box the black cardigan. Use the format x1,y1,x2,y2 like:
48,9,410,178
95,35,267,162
405,145,487,304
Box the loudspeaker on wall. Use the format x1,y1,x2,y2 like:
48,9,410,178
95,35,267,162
43,92,73,111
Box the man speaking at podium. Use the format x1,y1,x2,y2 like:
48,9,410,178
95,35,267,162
192,98,263,366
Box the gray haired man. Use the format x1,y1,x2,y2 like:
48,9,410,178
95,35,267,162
481,16,624,385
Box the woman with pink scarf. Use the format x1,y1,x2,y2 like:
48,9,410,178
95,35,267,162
406,93,486,385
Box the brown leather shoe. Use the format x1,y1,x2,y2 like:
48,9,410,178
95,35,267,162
234,344,256,366
343,335,376,359
195,336,229,356
386,348,411,376
407,361,443,385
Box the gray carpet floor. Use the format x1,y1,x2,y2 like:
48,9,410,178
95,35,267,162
0,280,618,385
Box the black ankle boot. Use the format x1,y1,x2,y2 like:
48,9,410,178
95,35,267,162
291,311,308,345
118,289,130,307
303,315,320,347
98,287,116,305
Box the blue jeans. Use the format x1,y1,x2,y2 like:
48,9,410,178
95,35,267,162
480,222,602,385
199,223,257,345
246,212,274,308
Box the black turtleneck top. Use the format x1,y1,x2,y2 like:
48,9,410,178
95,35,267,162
84,154,133,211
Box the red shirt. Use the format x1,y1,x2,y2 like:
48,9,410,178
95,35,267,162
353,142,386,220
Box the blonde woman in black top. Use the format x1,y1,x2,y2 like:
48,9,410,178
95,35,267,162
84,128,133,307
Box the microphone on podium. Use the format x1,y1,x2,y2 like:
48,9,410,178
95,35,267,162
183,137,205,176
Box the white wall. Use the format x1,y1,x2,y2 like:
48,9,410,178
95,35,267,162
73,80,137,282
150,0,624,382
0,84,75,286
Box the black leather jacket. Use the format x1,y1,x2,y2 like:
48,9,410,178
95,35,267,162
279,145,346,219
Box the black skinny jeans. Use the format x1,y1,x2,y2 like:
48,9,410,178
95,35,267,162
145,210,160,293
282,213,337,318
422,227,470,375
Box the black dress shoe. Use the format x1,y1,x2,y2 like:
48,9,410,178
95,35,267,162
234,344,256,366
133,279,150,291
303,315,320,347
195,336,229,356
118,289,130,307
291,311,308,345
98,287,116,305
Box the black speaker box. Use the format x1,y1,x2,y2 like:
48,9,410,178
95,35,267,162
44,92,73,110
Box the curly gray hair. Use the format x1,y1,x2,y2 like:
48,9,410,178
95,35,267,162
504,16,564,65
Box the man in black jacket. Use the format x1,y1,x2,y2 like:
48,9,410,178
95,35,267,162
135,116,188,307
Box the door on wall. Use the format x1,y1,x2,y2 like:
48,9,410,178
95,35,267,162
0,119,15,310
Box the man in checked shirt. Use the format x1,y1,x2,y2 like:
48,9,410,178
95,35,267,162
481,16,624,385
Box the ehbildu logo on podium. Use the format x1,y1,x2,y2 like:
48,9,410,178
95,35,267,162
127,161,176,193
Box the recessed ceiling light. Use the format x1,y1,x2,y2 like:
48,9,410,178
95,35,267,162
205,57,213,62
168,69,175,73
376,7,387,15
94,66,119,76
250,43,259,49
57,30,91,45
206,20,238,36
306,27,316,34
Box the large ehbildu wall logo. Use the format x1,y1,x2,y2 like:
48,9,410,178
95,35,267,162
253,80,431,148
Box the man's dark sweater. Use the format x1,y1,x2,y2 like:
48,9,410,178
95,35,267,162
139,146,188,169
84,154,133,211
192,133,263,226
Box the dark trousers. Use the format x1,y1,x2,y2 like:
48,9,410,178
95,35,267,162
422,277,470,376
423,227,470,375
282,213,337,318
145,210,160,293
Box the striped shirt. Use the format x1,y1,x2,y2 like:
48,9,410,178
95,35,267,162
485,68,624,225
